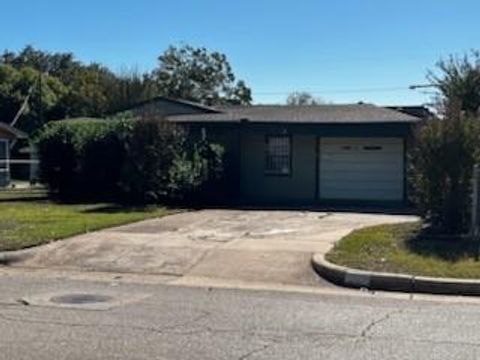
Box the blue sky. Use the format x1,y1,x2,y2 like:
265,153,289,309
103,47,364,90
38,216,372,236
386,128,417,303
1,0,479,105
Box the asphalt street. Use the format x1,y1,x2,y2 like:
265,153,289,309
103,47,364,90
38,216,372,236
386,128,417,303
1,270,480,359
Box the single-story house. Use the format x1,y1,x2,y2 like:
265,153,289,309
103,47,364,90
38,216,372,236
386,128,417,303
0,122,27,187
129,97,423,205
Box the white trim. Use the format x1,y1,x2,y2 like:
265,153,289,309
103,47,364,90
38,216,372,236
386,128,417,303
0,139,9,185
0,139,9,168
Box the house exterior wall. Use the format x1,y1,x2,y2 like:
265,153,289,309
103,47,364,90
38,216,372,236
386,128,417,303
187,122,416,204
204,125,242,197
240,133,317,203
186,123,242,198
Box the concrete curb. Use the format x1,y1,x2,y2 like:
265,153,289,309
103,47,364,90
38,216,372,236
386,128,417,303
0,249,33,266
312,253,480,296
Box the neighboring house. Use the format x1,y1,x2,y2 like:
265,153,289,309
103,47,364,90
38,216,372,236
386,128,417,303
0,122,27,187
127,97,422,205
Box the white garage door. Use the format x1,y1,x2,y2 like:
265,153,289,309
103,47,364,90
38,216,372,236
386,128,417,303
319,137,404,201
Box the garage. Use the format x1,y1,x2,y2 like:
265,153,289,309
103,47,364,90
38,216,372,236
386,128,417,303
319,137,404,201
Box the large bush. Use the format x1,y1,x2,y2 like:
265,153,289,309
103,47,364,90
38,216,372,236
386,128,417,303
35,117,224,203
410,115,479,234
119,119,179,202
36,119,132,198
168,140,225,201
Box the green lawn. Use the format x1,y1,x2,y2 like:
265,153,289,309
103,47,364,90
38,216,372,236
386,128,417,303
326,222,480,279
0,189,172,252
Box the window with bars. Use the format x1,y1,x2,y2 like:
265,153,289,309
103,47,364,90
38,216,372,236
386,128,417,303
265,135,291,175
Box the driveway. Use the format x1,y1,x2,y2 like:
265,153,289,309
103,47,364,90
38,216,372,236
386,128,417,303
7,210,417,287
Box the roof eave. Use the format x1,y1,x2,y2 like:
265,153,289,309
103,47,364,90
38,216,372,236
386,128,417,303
169,119,421,125
0,124,28,139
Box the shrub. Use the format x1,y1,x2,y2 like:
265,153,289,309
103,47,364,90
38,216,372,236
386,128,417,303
119,118,224,203
119,118,182,202
410,115,479,234
36,118,133,199
36,117,224,203
35,123,77,195
168,140,225,201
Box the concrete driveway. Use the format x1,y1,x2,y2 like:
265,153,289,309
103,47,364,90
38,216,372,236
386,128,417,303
7,209,417,287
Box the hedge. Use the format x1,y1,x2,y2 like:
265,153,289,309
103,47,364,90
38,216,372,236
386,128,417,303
35,117,224,203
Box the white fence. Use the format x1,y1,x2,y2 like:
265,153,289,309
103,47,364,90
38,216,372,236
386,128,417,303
0,159,39,187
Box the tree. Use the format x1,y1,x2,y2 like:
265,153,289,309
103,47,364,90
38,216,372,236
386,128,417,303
1,45,83,84
0,47,117,127
286,91,323,106
0,46,151,125
107,68,158,112
428,51,480,116
58,63,117,118
152,45,252,105
0,64,66,133
0,44,251,134
409,50,480,234
410,112,479,234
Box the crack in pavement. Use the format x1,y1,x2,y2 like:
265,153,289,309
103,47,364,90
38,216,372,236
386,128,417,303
360,308,405,337
236,334,287,360
0,307,354,343
0,309,212,336
238,343,275,360
4,305,480,350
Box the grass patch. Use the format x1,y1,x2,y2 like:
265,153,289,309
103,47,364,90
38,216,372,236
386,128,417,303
0,189,172,252
326,222,480,279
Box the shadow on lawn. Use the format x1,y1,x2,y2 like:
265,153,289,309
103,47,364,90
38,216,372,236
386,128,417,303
79,203,186,214
0,191,48,203
79,204,162,214
405,228,478,262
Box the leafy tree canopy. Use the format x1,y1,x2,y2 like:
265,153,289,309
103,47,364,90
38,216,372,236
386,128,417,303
0,45,252,133
0,64,67,133
429,51,480,116
286,91,323,106
153,45,252,105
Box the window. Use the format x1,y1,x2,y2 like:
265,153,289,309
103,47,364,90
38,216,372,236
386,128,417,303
265,135,291,175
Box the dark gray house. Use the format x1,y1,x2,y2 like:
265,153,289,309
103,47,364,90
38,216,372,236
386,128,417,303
130,97,422,205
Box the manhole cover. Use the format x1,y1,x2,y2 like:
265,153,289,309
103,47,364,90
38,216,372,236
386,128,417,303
23,292,148,310
50,294,113,305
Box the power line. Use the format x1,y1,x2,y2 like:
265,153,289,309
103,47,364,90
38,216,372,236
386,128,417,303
253,86,420,96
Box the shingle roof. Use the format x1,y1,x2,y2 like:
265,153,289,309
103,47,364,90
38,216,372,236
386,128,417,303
125,96,220,114
386,105,434,119
168,104,421,124
0,122,27,139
